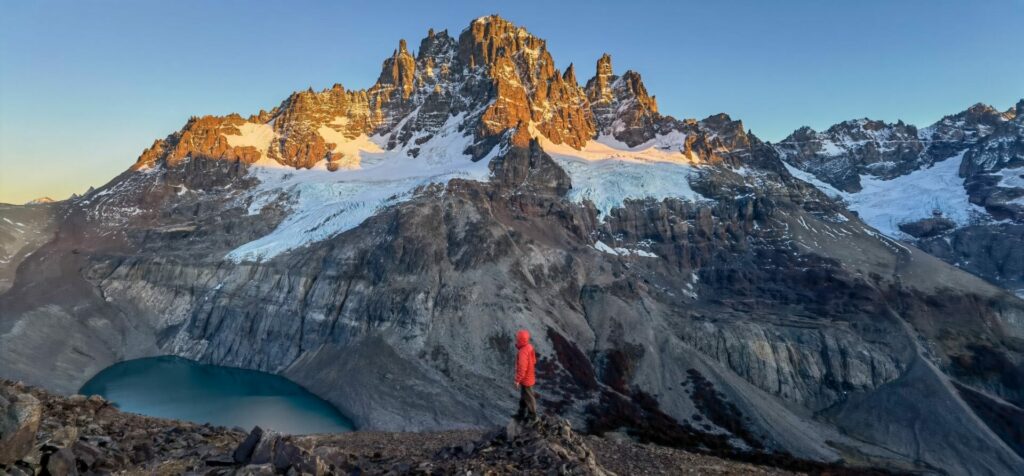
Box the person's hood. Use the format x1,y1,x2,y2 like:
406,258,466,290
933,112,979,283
516,329,530,348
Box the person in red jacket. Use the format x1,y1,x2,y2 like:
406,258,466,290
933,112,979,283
514,329,538,422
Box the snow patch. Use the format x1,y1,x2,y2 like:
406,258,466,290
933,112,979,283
789,152,985,238
844,152,985,237
995,167,1024,189
782,161,844,198
316,127,385,170
593,241,658,258
819,140,844,157
537,128,706,216
225,122,275,158
683,272,699,299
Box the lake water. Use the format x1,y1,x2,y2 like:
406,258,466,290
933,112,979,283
79,356,353,434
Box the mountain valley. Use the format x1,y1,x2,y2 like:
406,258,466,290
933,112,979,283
1,15,1023,475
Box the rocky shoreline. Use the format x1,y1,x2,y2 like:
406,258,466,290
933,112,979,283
0,379,815,475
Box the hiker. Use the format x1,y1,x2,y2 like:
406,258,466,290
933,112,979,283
514,329,538,422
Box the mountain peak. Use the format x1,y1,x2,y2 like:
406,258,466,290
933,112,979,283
596,53,613,75
966,102,997,114
586,54,615,106
457,14,549,70
130,15,699,169
1011,99,1024,120
470,14,516,28
562,63,577,84
584,54,660,145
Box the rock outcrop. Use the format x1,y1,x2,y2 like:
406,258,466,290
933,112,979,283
775,119,926,192
0,380,244,475
0,384,41,465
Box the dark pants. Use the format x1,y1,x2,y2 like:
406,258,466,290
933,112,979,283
517,385,537,420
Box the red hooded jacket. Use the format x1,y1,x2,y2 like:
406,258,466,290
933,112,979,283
515,329,536,387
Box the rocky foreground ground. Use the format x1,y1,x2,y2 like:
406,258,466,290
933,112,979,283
0,380,811,475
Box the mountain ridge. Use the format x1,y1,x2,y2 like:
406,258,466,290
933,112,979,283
1,15,1023,475
130,15,756,178
777,98,1024,294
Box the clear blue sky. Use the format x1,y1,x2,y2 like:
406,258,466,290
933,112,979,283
1,0,1021,204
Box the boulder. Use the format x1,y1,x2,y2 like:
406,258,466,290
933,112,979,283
71,440,102,469
233,426,263,463
49,425,79,447
236,463,276,475
271,438,303,472
247,429,281,466
0,385,41,465
899,217,955,238
44,447,78,476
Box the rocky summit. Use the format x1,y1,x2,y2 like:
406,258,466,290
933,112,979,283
1,15,1023,475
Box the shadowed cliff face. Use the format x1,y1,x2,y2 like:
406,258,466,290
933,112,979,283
0,203,57,293
2,15,1024,475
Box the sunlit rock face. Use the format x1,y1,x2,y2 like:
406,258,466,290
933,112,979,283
2,15,1024,475
585,53,659,146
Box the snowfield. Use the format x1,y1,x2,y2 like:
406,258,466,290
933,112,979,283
996,168,1024,189
537,129,706,216
226,120,710,262
225,114,495,262
788,152,986,238
224,122,275,157
223,110,992,261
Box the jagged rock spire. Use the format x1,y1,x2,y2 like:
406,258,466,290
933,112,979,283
584,53,660,145
457,14,595,152
589,53,615,103
376,39,416,100
563,63,577,84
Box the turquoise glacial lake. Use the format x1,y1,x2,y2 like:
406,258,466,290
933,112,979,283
79,356,353,434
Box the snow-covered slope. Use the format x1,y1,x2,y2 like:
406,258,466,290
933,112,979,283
226,114,496,261
786,152,987,238
780,100,1024,292
776,103,1015,194
536,130,706,216
779,101,1023,236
